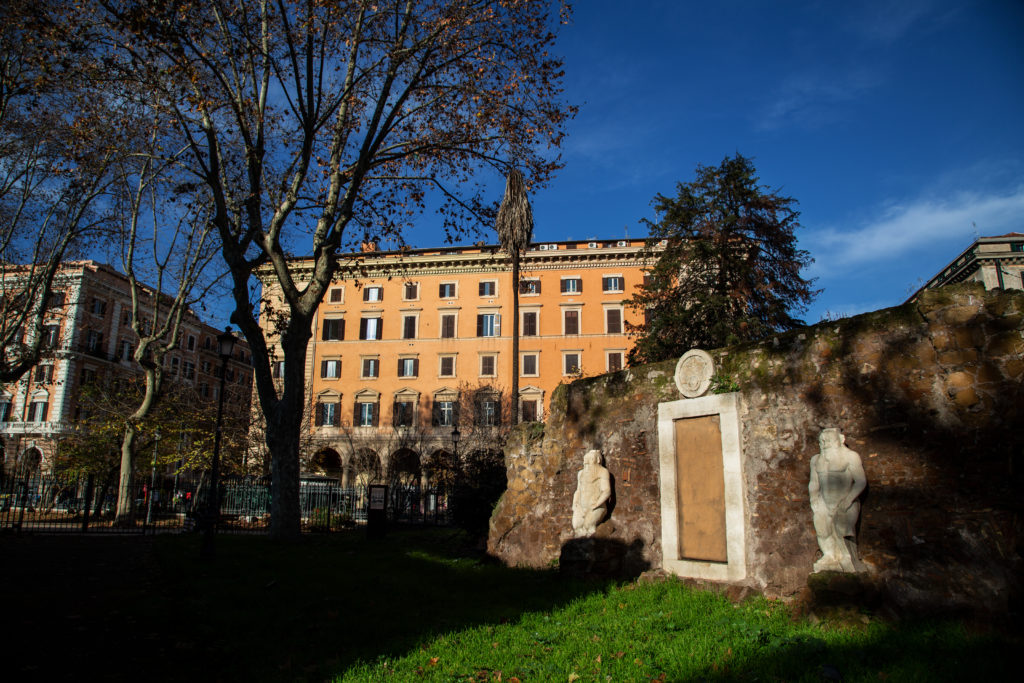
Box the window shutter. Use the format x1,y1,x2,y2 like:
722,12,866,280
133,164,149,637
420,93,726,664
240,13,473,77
452,401,460,426
476,315,484,337
315,403,323,426
432,399,441,426
338,319,345,340
397,358,404,376
376,318,382,339
392,401,401,427
494,314,500,335
560,279,568,293
41,403,48,421
478,282,485,295
359,318,367,339
373,401,380,427
321,360,328,377
412,358,419,376
404,316,415,339
354,401,361,425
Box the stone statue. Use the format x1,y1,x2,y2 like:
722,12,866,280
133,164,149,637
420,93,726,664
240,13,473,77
808,428,867,572
572,449,612,538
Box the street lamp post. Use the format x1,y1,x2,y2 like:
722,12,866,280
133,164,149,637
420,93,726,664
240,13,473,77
201,326,236,560
145,427,161,527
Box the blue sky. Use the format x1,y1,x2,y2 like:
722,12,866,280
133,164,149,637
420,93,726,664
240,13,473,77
508,0,1024,322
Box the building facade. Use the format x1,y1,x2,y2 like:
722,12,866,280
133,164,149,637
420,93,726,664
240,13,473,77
0,261,253,475
911,232,1024,297
260,239,651,485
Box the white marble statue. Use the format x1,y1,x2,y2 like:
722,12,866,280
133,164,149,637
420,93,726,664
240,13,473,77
808,428,867,572
572,449,612,538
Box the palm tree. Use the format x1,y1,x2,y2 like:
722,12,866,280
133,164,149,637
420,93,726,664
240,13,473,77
495,168,533,426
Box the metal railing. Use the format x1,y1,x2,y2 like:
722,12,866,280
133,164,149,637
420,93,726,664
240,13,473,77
0,471,448,534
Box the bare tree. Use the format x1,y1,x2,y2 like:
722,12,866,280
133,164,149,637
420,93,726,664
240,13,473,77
98,0,575,538
495,168,534,426
109,128,221,524
0,0,119,382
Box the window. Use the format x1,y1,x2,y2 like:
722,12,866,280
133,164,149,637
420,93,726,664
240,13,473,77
398,357,419,378
43,324,60,349
80,368,97,386
322,318,345,341
170,357,180,376
606,308,622,334
47,291,65,309
1012,242,1024,253
316,401,338,427
404,282,419,300
393,400,414,427
91,298,107,315
563,352,581,376
183,361,195,380
477,313,500,337
477,399,499,426
187,335,196,351
564,310,579,335
519,279,541,295
203,336,212,350
119,339,133,361
363,286,383,302
329,287,343,303
85,330,104,352
201,360,211,374
521,353,538,376
0,401,10,422
432,399,455,427
272,360,284,378
35,364,53,384
522,311,538,336
439,356,455,377
320,359,341,379
441,314,456,338
560,278,582,294
480,355,496,376
402,315,417,339
356,401,378,427
439,282,456,298
361,357,380,378
602,276,624,292
28,400,48,422
607,351,623,373
359,317,383,340
200,383,210,399
521,399,540,423
479,281,496,296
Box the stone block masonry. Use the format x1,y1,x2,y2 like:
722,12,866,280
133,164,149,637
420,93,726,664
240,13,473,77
488,283,1023,617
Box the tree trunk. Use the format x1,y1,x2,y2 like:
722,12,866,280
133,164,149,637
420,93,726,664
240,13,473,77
114,422,138,525
511,252,520,426
263,315,314,540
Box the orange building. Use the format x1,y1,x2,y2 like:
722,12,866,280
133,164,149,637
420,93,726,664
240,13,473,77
260,238,651,482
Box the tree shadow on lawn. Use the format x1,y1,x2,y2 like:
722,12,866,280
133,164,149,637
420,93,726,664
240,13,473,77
0,528,619,682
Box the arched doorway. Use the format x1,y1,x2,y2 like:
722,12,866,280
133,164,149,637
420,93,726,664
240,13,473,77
351,449,382,487
310,448,343,479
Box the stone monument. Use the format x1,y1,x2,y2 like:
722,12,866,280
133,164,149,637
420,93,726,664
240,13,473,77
571,449,612,538
674,349,714,398
808,428,867,573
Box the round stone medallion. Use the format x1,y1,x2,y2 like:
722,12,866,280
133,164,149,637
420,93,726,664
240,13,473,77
674,349,714,398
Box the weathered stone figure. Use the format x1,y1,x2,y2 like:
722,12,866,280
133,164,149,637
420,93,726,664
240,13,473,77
809,428,867,572
572,449,612,538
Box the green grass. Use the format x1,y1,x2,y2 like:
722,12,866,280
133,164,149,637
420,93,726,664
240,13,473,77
1,528,1015,682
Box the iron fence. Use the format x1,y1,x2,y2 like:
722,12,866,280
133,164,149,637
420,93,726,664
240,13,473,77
0,471,448,534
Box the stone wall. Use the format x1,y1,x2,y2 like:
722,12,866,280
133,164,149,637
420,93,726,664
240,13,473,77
488,284,1024,615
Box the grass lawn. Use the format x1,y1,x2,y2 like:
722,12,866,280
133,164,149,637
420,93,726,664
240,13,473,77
0,527,1015,682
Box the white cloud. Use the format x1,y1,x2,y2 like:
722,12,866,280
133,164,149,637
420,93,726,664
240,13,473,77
806,185,1024,275
757,69,881,131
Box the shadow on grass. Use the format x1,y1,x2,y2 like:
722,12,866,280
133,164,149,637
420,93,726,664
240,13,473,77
695,617,1014,682
0,528,619,682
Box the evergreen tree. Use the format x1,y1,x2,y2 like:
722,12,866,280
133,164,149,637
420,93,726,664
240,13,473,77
627,154,817,363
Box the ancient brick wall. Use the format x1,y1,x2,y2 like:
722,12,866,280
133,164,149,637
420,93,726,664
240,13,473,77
488,283,1023,614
